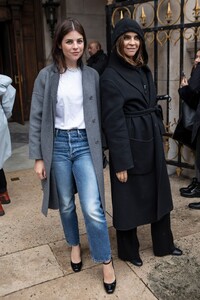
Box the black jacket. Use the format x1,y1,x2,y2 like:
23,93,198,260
179,63,200,142
176,63,200,170
87,50,108,75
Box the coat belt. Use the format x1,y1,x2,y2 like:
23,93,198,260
125,105,163,120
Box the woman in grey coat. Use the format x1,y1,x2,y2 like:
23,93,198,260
101,18,182,267
29,18,116,294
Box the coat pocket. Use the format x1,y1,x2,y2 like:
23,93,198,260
128,137,154,175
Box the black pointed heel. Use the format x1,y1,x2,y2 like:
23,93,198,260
103,258,116,294
71,244,82,272
71,260,82,272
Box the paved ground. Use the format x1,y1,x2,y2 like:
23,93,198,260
0,122,200,300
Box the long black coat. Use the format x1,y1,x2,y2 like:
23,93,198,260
100,52,173,230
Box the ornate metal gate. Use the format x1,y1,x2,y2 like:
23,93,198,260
106,0,200,175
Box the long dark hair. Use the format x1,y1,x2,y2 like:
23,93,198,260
115,34,146,67
52,17,87,73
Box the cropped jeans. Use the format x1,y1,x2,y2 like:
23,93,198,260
51,129,111,262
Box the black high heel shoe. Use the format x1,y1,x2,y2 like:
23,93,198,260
71,244,82,272
103,258,116,294
71,260,82,272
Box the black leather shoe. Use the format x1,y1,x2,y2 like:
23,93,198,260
188,202,200,209
179,177,198,193
103,279,116,294
171,248,183,256
130,257,143,267
180,184,200,198
71,260,82,272
103,259,116,294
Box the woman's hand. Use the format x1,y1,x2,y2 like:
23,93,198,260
180,77,188,87
116,170,128,183
34,159,47,180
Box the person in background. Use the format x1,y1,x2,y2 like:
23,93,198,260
29,18,116,294
0,74,16,216
87,41,108,75
100,18,182,267
0,169,11,216
178,49,200,210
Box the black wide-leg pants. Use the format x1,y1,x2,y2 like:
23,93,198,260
116,213,175,262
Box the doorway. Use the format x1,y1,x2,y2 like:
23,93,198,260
0,0,45,124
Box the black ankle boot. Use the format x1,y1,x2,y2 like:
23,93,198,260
181,182,200,198
179,177,198,193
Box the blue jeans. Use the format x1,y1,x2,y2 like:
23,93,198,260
52,129,111,262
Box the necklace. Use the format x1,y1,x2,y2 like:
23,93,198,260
67,67,79,72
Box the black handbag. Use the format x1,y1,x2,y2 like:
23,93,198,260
181,100,196,131
173,119,196,150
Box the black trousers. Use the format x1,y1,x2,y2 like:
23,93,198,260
117,213,174,261
0,169,7,193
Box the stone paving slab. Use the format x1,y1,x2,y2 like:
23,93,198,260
4,145,34,172
0,245,63,297
1,260,157,300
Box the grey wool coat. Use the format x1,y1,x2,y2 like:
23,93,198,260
29,64,105,216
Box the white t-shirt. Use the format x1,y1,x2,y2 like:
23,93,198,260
55,68,85,129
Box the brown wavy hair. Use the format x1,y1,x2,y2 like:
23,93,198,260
52,17,87,73
115,34,146,67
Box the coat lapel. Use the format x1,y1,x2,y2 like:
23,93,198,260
108,52,159,105
109,57,149,102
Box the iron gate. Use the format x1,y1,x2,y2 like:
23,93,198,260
105,0,200,174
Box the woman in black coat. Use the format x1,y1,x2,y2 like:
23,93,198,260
100,18,182,266
178,49,200,209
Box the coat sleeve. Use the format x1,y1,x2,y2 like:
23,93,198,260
100,74,134,173
29,70,46,160
1,85,16,119
0,75,16,119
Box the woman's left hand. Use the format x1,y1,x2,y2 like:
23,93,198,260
34,159,47,180
180,77,188,87
116,170,128,183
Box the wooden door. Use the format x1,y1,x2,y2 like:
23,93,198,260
0,0,45,123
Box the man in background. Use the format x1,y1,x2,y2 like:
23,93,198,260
87,41,108,75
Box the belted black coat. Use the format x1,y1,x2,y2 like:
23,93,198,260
100,52,173,230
